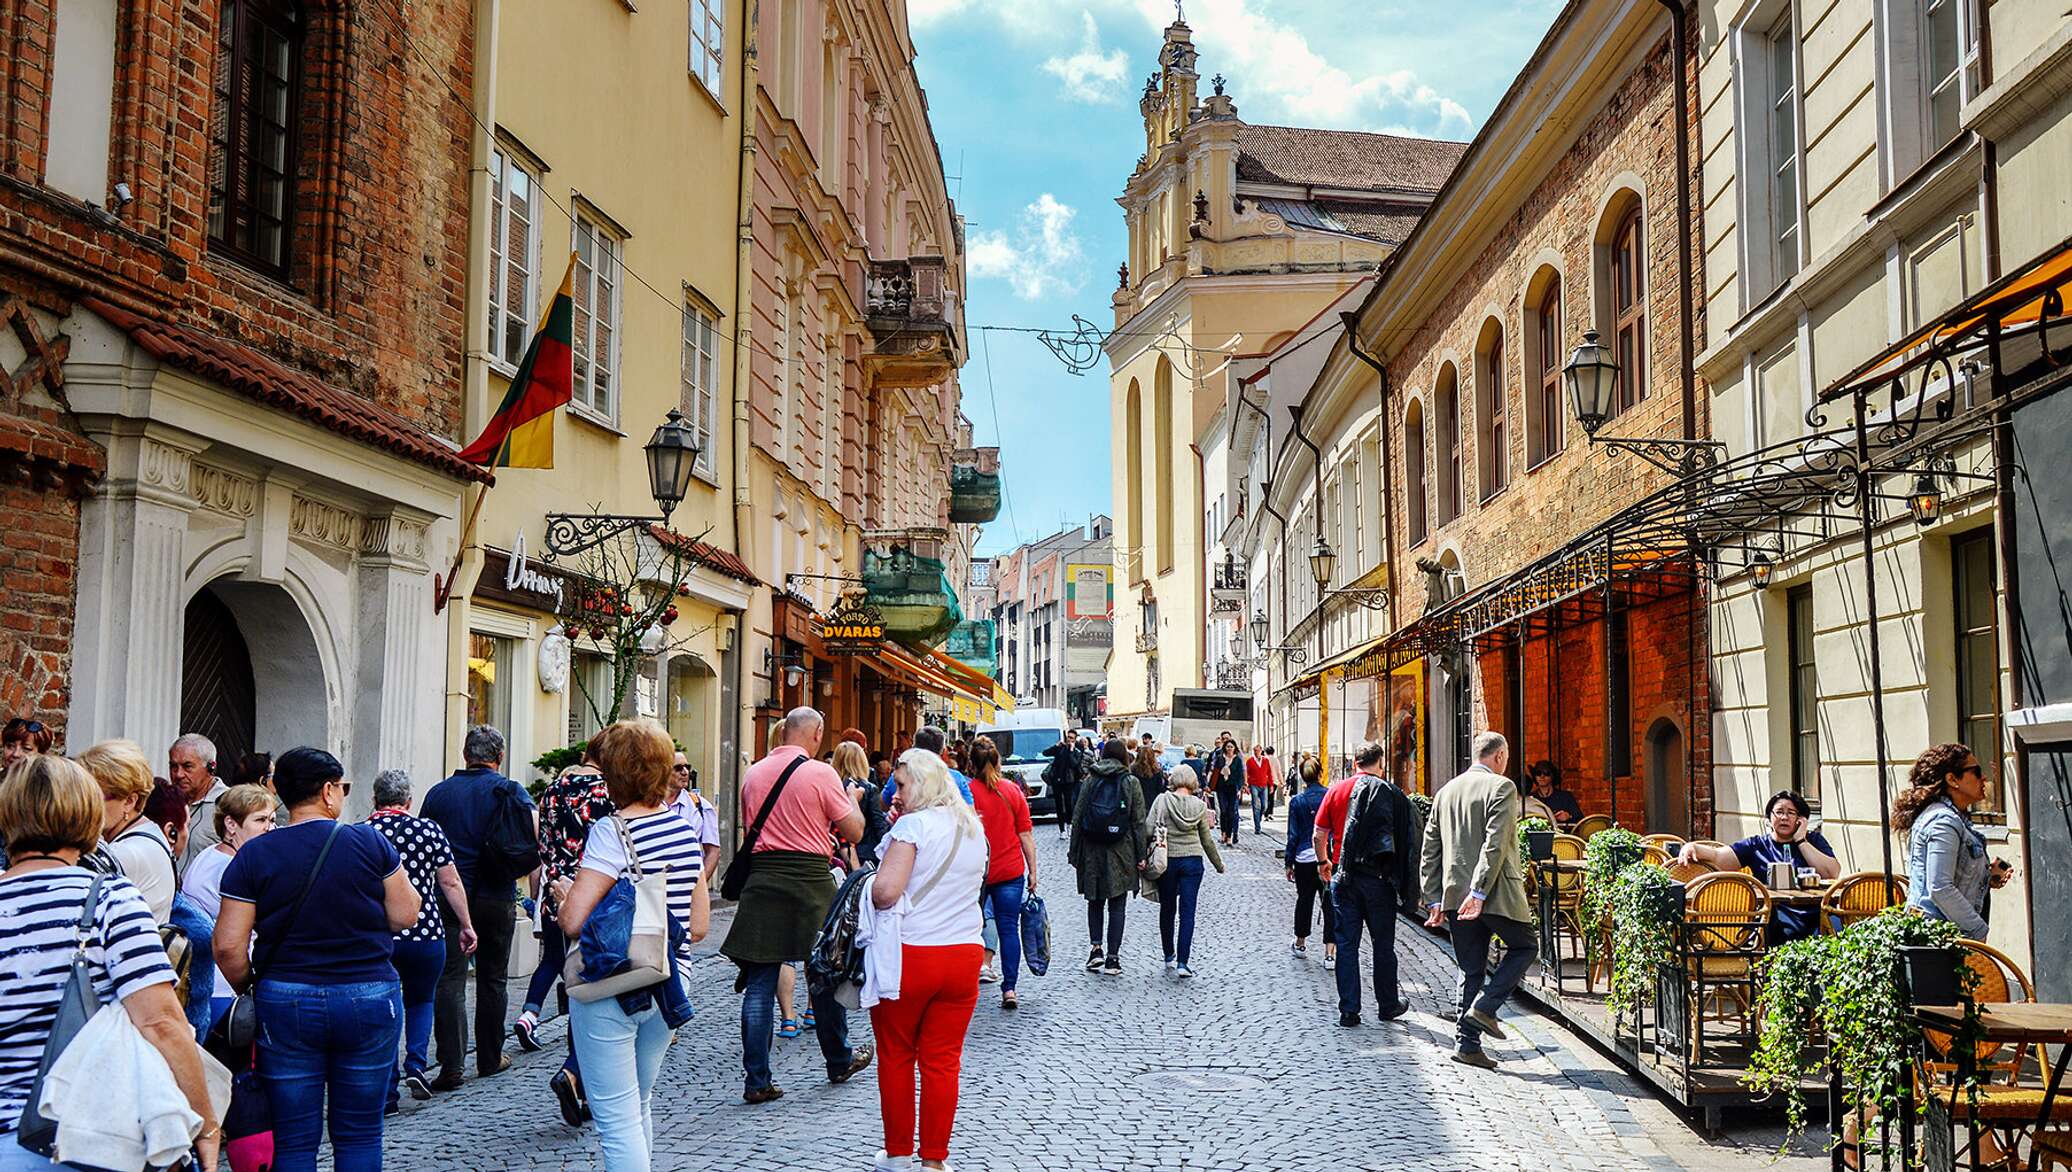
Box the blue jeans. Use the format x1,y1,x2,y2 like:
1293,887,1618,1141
981,878,1027,992
1251,790,1267,835
0,1146,64,1170
525,913,569,1015
1332,872,1401,1018
739,960,853,1092
1157,855,1206,965
385,938,445,1109
256,978,403,1172
1446,911,1538,1054
569,993,674,1172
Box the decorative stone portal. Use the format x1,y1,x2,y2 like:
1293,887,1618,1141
180,580,328,769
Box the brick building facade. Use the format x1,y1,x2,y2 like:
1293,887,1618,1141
2,0,479,788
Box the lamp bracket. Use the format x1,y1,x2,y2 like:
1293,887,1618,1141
1584,431,1728,477
1322,587,1391,612
542,512,668,560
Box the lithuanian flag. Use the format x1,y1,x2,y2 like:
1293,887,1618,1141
459,256,576,468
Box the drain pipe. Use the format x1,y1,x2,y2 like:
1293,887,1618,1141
1236,391,1288,684
725,0,760,852
1339,313,1400,633
1655,0,1699,442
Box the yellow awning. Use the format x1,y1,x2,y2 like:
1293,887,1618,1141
1280,630,1391,694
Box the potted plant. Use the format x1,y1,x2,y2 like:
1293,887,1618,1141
1519,815,1557,862
1605,862,1681,1023
1898,944,1965,1007
1579,826,1647,965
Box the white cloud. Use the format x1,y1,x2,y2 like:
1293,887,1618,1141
906,0,971,25
1041,13,1131,104
967,193,1086,300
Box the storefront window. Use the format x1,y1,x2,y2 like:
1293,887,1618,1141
467,633,514,734
569,651,613,744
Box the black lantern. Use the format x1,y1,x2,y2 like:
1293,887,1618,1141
1250,609,1269,646
1750,550,1774,589
1908,473,1942,526
1309,537,1336,588
1563,329,1621,437
644,408,701,522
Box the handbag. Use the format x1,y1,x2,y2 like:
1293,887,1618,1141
15,874,107,1162
221,1054,274,1172
564,816,672,1002
208,821,345,1063
1144,824,1170,880
1018,892,1051,977
719,756,809,901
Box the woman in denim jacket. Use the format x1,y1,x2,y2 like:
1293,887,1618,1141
1895,743,2008,939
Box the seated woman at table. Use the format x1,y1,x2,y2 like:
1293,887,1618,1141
1675,790,1839,940
1525,761,1582,828
1895,742,2008,940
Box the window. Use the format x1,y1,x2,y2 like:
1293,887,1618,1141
681,301,718,475
487,147,540,369
1436,365,1462,525
1924,0,1966,148
689,0,724,96
1478,323,1508,499
1405,399,1428,545
1787,584,1819,803
208,0,303,274
571,212,622,421
1611,207,1648,414
1530,276,1563,466
1740,10,1802,297
569,652,613,742
1154,358,1175,573
467,632,514,734
1125,380,1144,579
1952,531,2001,815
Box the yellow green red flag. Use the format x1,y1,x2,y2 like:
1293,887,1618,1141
459,256,576,468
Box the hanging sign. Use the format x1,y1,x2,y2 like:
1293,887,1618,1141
819,594,887,653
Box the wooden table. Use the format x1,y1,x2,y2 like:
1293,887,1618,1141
1914,1003,2072,1172
1763,884,1835,907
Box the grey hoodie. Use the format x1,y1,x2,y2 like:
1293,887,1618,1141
1149,790,1225,872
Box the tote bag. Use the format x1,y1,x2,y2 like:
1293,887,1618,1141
564,816,672,1002
15,875,107,1164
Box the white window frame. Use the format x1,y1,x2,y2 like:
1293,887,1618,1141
1877,0,1981,183
486,145,541,372
688,0,724,99
1734,3,1804,304
681,298,719,477
571,210,623,425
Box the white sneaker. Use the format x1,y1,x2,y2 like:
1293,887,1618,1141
873,1151,912,1171
1164,958,1177,971
978,964,1001,985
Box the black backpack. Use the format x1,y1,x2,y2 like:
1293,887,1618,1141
1078,772,1128,843
808,863,877,1007
1340,777,1398,875
477,778,541,886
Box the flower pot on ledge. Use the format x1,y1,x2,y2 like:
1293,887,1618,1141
1899,945,1964,1007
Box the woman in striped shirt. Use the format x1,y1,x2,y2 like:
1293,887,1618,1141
550,719,709,1172
0,754,219,1169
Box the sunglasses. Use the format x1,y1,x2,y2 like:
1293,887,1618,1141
672,764,691,772
329,779,353,796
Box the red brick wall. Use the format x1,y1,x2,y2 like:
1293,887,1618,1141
0,475,82,740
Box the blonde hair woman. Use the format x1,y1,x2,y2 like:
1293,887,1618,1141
832,740,889,868
868,750,987,1172
77,739,177,922
1147,766,1224,977
179,782,277,918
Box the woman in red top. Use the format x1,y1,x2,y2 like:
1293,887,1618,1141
966,740,1038,1010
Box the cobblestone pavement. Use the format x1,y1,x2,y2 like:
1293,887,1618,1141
379,817,1822,1172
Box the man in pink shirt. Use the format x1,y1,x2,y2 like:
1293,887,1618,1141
720,707,869,1103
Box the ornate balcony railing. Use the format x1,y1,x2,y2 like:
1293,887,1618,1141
1212,662,1252,690
864,257,961,389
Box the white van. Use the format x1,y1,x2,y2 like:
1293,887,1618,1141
976,708,1069,820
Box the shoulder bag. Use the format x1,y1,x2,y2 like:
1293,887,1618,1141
15,874,107,1160
564,816,672,1002
719,755,810,901
208,820,345,1060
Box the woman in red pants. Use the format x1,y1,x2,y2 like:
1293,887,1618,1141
868,748,987,1172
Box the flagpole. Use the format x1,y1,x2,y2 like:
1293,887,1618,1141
433,480,491,613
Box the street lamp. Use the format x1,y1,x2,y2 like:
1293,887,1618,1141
1309,538,1336,588
543,409,705,558
1250,609,1270,646
1562,330,1725,476
1749,549,1775,589
1907,472,1942,526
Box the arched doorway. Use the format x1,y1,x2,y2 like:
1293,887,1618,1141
1645,716,1687,836
181,579,328,764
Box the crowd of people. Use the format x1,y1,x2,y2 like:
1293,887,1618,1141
0,707,2012,1171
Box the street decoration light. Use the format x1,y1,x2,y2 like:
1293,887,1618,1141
1749,549,1775,590
1250,609,1270,646
543,409,704,558
1907,472,1942,526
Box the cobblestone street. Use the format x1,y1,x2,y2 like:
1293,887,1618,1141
381,820,1823,1172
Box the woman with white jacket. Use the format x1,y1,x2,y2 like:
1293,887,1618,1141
868,749,986,1172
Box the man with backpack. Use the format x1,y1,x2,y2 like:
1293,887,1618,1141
1312,740,1417,1027
421,723,537,1089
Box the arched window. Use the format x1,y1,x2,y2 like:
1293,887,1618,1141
1125,379,1144,580
1154,357,1175,573
1477,320,1508,499
1526,270,1564,467
1405,398,1428,545
1611,205,1647,413
209,0,304,274
1436,364,1462,526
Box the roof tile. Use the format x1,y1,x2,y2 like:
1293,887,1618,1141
1234,123,1468,192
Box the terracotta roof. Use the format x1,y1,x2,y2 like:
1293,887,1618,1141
649,525,760,585
1251,197,1428,244
78,298,491,485
0,412,105,478
1234,123,1467,193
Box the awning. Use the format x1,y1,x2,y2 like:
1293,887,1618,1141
1280,630,1391,694
926,647,1011,714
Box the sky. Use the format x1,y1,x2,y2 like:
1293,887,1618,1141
908,0,1563,557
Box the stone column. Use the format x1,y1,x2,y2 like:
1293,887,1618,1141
70,428,202,755
348,507,436,818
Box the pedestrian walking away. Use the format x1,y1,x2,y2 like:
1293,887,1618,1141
1282,755,1335,965
834,740,891,867
366,769,477,1114
420,724,537,1088
1419,732,1538,1069
1130,744,1168,804
1145,766,1223,977
1313,742,1416,1026
967,739,1038,1008
214,747,422,1172
523,748,615,1124
721,707,873,1103
1067,738,1148,975
864,749,988,1172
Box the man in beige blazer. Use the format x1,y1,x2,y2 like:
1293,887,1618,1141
1418,730,1537,1069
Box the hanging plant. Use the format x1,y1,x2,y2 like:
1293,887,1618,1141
1580,826,1645,963
1604,862,1679,1022
1744,935,1833,1139
1517,815,1555,863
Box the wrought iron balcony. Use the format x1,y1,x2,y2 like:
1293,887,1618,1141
1134,625,1159,654
861,527,960,647
1212,661,1252,690
864,257,961,389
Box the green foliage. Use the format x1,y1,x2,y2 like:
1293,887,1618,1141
1517,815,1555,863
532,741,591,778
1604,863,1679,1022
1580,826,1645,963
1742,907,1983,1152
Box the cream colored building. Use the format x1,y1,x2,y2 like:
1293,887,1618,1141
443,0,751,795
1697,0,2072,959
1106,14,1461,725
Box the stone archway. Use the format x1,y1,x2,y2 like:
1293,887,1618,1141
1645,716,1687,836
180,579,327,765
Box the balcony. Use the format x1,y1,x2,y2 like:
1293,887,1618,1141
944,618,997,677
1212,662,1252,690
862,527,962,647
863,257,961,389
948,447,1002,524
1211,555,1247,614
1134,626,1158,654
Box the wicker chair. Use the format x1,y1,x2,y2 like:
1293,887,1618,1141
1549,834,1589,966
1664,858,1710,884
1574,814,1614,840
1818,872,1907,935
1642,844,1671,868
1916,941,2072,1159
1682,872,1771,1058
1642,833,1686,853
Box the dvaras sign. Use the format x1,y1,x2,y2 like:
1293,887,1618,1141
819,594,887,653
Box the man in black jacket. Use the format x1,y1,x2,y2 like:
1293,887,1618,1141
1041,730,1087,836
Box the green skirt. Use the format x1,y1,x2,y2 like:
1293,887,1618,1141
719,850,837,966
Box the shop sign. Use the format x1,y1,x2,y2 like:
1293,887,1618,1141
476,533,571,613
819,595,887,653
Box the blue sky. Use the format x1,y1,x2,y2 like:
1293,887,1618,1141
910,0,1562,556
